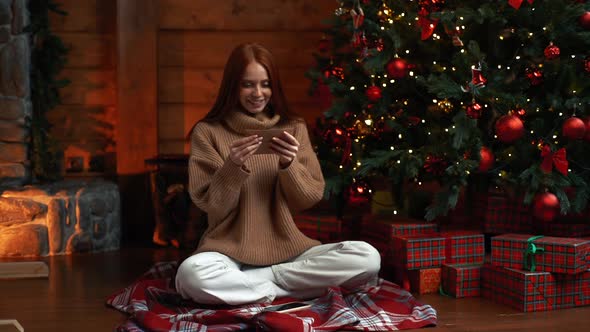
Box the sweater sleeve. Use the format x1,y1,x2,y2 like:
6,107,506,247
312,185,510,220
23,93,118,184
188,124,249,222
277,121,326,212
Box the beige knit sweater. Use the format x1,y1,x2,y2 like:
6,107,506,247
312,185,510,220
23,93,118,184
188,110,325,265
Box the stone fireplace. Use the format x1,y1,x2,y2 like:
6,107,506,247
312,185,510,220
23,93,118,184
0,1,120,257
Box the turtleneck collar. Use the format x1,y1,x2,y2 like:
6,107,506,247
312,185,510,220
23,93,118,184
224,109,281,134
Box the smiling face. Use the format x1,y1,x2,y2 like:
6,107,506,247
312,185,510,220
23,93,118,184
238,61,272,115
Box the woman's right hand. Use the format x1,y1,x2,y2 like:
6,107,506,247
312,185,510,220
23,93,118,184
229,135,262,165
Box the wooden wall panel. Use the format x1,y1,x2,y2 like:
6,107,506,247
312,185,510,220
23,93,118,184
158,31,322,69
58,69,116,105
59,33,115,68
158,68,313,104
116,0,158,174
50,0,116,33
158,0,334,31
156,0,335,155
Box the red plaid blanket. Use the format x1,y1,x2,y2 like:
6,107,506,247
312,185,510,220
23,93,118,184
106,261,437,331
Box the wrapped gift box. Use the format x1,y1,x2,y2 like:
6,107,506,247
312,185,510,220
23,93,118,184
473,191,533,234
491,234,590,274
360,216,438,261
391,267,442,294
441,231,485,265
441,264,482,298
553,270,590,309
390,234,446,270
293,214,342,243
481,265,555,312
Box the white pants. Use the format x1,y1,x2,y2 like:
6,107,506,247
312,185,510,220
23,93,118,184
175,241,381,305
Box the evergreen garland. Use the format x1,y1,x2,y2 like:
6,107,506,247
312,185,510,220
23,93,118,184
25,0,69,183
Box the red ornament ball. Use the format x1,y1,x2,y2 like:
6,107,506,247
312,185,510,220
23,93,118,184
478,146,494,172
495,115,525,143
544,43,560,60
580,11,590,30
562,117,587,140
365,86,382,102
525,68,544,86
533,192,560,222
466,102,483,119
386,58,409,79
584,56,590,74
585,117,590,142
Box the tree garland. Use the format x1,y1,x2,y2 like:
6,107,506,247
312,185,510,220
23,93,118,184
25,0,69,182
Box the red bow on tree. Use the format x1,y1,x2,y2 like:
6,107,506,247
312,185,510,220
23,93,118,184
508,0,534,9
540,146,568,176
417,7,439,40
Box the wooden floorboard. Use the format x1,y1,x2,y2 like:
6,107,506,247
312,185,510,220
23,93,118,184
0,248,589,331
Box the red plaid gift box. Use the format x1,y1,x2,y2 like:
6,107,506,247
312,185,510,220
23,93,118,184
293,214,342,243
534,222,590,238
441,231,485,265
491,234,590,274
473,191,533,234
360,216,438,261
481,264,555,312
390,234,446,270
553,270,590,309
441,264,481,298
391,267,442,294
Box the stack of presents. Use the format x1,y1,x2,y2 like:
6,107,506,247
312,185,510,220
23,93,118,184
293,186,590,313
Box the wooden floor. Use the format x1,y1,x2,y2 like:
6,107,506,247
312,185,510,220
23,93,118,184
1,248,589,332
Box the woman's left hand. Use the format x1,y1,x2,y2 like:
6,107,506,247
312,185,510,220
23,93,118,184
270,131,299,167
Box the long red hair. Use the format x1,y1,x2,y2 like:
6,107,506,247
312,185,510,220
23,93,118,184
187,43,299,138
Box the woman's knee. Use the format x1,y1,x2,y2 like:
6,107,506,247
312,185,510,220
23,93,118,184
342,241,381,275
175,252,233,297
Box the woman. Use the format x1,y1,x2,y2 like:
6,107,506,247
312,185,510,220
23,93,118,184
175,43,381,306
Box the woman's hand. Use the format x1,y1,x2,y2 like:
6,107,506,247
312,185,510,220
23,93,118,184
229,135,262,166
270,131,299,167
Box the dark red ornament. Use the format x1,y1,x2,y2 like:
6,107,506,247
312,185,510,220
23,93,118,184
478,146,494,172
347,180,372,205
562,116,586,140
544,43,560,60
365,86,382,102
495,115,525,143
584,117,590,142
525,67,544,86
323,66,345,82
466,102,483,119
580,11,590,30
584,56,590,74
322,124,348,146
386,58,409,79
533,192,560,222
424,155,448,175
419,0,445,12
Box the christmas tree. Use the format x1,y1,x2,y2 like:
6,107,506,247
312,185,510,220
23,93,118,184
307,0,590,221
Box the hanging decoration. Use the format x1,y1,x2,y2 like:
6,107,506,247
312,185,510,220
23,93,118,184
533,191,559,222
471,64,487,87
346,179,372,205
508,0,534,10
424,155,448,175
540,145,568,176
386,58,409,78
365,85,383,102
495,114,525,143
350,1,365,48
543,42,560,60
525,67,544,86
466,102,483,119
580,11,590,30
478,147,495,172
562,116,586,140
